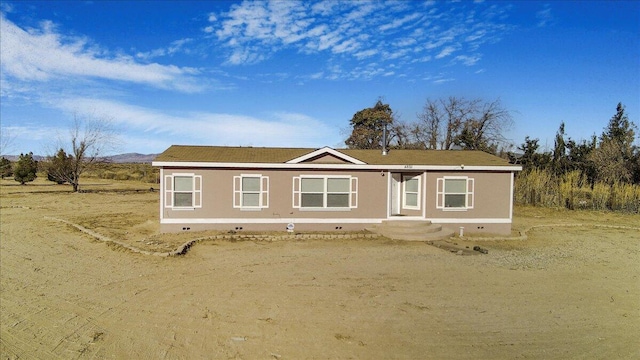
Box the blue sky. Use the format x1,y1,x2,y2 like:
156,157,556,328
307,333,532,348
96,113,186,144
1,0,638,156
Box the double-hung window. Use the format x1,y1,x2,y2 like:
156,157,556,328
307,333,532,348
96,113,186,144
403,175,421,210
436,177,474,210
293,176,358,210
164,173,202,209
233,175,269,209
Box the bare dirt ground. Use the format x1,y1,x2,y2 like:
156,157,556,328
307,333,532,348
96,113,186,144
1,178,639,359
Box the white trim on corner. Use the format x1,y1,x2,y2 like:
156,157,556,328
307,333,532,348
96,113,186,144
509,172,515,221
159,168,164,221
152,161,522,172
285,146,366,165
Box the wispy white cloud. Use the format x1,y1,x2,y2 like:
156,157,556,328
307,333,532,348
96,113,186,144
454,54,481,66
208,0,512,77
435,45,458,59
0,13,204,93
536,4,554,27
135,38,195,60
49,97,339,149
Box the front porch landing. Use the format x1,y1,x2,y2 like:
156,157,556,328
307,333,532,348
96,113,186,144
366,220,455,241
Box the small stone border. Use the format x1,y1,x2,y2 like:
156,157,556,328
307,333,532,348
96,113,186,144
45,216,640,257
44,216,383,257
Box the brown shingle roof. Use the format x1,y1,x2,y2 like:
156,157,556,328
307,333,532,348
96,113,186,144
154,145,513,167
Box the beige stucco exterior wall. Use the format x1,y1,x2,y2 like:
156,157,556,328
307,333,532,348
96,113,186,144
160,167,515,235
423,171,513,235
161,167,389,232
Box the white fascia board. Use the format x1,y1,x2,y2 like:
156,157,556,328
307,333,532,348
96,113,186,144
285,146,366,165
152,161,521,172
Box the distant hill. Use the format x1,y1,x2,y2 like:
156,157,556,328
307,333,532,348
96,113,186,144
106,153,159,163
1,153,159,163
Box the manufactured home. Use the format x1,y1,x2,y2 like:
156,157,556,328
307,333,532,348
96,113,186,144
152,145,521,235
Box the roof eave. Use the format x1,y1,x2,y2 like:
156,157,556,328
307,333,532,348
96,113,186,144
152,161,521,171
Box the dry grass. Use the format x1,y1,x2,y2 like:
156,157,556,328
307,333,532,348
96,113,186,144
515,169,640,213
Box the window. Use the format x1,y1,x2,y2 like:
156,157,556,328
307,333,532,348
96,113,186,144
233,175,269,209
164,174,202,209
436,177,474,210
293,176,358,209
403,175,421,210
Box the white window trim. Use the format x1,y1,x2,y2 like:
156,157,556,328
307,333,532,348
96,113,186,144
233,174,269,210
164,173,202,210
292,175,357,210
436,176,474,211
402,175,421,210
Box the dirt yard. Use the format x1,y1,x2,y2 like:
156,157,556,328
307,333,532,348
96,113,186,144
1,178,639,359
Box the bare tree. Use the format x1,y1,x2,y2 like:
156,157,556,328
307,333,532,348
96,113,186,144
416,97,512,153
416,97,480,150
0,127,16,156
48,113,119,192
455,99,514,153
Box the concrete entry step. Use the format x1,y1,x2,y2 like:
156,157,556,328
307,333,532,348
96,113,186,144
367,220,455,241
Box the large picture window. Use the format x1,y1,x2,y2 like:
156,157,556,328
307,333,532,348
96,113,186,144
164,173,202,209
436,177,474,210
233,175,269,209
293,176,357,209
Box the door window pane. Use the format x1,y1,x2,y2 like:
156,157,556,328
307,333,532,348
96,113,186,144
405,193,418,207
405,178,419,192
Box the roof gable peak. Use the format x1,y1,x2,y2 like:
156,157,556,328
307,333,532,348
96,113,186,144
286,146,366,165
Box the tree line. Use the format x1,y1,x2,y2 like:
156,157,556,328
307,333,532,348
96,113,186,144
2,100,638,212
345,98,639,212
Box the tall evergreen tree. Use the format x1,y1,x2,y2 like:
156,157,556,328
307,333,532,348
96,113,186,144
591,103,638,184
552,122,569,175
0,157,12,179
601,103,636,151
13,152,38,185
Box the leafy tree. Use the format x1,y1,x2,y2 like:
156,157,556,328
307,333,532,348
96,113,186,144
47,148,74,184
512,136,551,170
0,157,12,179
13,152,37,185
566,135,597,183
345,100,394,150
